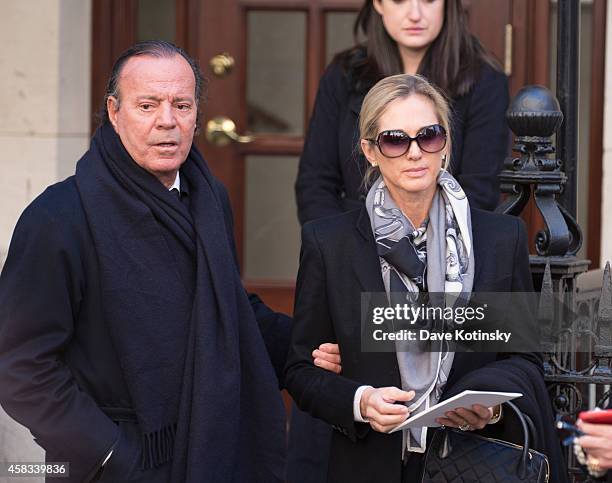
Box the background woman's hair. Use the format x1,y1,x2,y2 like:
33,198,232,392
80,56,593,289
343,0,500,98
359,74,452,188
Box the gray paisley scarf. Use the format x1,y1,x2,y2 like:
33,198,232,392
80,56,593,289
365,169,474,454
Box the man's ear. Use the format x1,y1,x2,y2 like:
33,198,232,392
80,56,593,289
107,96,119,130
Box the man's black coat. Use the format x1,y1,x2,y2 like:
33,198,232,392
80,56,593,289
0,176,291,482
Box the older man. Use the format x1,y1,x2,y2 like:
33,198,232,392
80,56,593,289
0,41,290,483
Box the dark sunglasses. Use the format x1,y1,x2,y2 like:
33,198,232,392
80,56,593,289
367,124,447,158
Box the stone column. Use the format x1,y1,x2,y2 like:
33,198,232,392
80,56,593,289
0,0,91,263
0,1,91,479
602,0,612,265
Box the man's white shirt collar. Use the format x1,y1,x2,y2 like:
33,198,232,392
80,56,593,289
169,172,181,192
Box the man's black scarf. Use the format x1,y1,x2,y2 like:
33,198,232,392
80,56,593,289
75,123,286,482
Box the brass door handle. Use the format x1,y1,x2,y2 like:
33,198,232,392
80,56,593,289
209,53,235,77
205,116,254,146
504,24,513,76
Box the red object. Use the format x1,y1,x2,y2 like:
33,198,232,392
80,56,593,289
579,409,612,424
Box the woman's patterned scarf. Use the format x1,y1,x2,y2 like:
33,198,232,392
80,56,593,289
365,170,474,453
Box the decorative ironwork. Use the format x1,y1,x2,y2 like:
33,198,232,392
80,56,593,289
497,85,581,256
556,0,580,216
499,83,612,481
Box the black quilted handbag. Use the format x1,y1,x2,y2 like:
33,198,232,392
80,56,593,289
421,401,550,482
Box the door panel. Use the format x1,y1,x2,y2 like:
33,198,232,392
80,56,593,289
244,155,300,281
137,0,176,41
464,0,512,76
192,1,362,312
247,11,307,135
324,11,359,65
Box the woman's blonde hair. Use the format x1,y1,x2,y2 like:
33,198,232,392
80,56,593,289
360,74,452,188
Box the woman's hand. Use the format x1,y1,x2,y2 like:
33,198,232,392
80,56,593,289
312,343,342,374
576,420,612,470
435,404,493,431
360,387,415,433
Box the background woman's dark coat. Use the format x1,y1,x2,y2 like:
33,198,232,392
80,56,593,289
285,207,566,483
294,59,510,225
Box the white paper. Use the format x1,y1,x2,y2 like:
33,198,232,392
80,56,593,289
389,390,522,433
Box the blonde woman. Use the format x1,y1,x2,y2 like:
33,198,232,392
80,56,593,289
285,74,564,482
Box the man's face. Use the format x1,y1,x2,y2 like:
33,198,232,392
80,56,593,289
107,54,197,187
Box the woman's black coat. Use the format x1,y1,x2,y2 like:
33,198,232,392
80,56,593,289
285,207,566,483
295,60,510,225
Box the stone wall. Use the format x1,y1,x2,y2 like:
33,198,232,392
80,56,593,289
0,0,91,258
0,1,91,478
